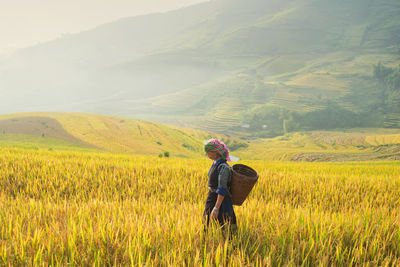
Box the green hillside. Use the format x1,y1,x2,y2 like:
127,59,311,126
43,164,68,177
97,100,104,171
0,112,245,158
112,0,400,135
0,112,399,161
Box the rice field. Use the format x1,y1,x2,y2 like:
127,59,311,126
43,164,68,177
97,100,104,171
0,147,399,266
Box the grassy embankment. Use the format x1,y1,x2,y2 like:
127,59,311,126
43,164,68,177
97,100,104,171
238,129,400,161
0,112,242,158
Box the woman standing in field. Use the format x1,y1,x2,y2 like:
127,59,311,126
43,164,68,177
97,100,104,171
203,138,237,233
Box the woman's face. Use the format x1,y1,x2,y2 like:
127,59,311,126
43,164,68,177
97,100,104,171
206,151,219,160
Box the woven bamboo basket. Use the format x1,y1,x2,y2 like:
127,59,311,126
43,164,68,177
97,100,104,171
230,164,259,206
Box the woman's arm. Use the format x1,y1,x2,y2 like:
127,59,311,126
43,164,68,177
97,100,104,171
215,194,224,209
211,194,224,219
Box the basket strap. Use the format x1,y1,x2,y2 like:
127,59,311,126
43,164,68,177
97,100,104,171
227,165,233,199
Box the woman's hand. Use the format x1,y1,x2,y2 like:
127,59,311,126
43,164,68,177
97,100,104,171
211,207,219,220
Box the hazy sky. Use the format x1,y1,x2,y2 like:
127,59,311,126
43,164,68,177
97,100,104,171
0,0,208,56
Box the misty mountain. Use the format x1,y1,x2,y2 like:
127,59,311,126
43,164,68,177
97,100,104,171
1,0,399,134
0,1,216,111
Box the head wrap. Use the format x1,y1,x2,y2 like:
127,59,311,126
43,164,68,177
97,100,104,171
204,138,231,162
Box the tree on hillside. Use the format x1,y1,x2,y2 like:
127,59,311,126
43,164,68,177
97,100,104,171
283,112,300,134
251,75,271,102
385,65,400,91
373,62,393,82
298,102,361,130
241,104,289,136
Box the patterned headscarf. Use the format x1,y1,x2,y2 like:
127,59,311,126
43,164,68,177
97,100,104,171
204,138,231,162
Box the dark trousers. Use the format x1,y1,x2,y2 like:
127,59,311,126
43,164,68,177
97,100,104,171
203,191,237,229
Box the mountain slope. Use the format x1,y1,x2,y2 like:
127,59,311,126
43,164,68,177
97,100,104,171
120,0,400,133
0,2,216,112
0,0,399,134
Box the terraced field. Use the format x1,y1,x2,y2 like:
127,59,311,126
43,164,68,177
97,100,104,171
383,113,400,128
201,98,244,133
237,130,400,161
366,133,400,146
124,51,400,135
268,85,323,112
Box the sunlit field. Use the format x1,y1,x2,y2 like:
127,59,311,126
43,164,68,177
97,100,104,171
0,147,399,266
